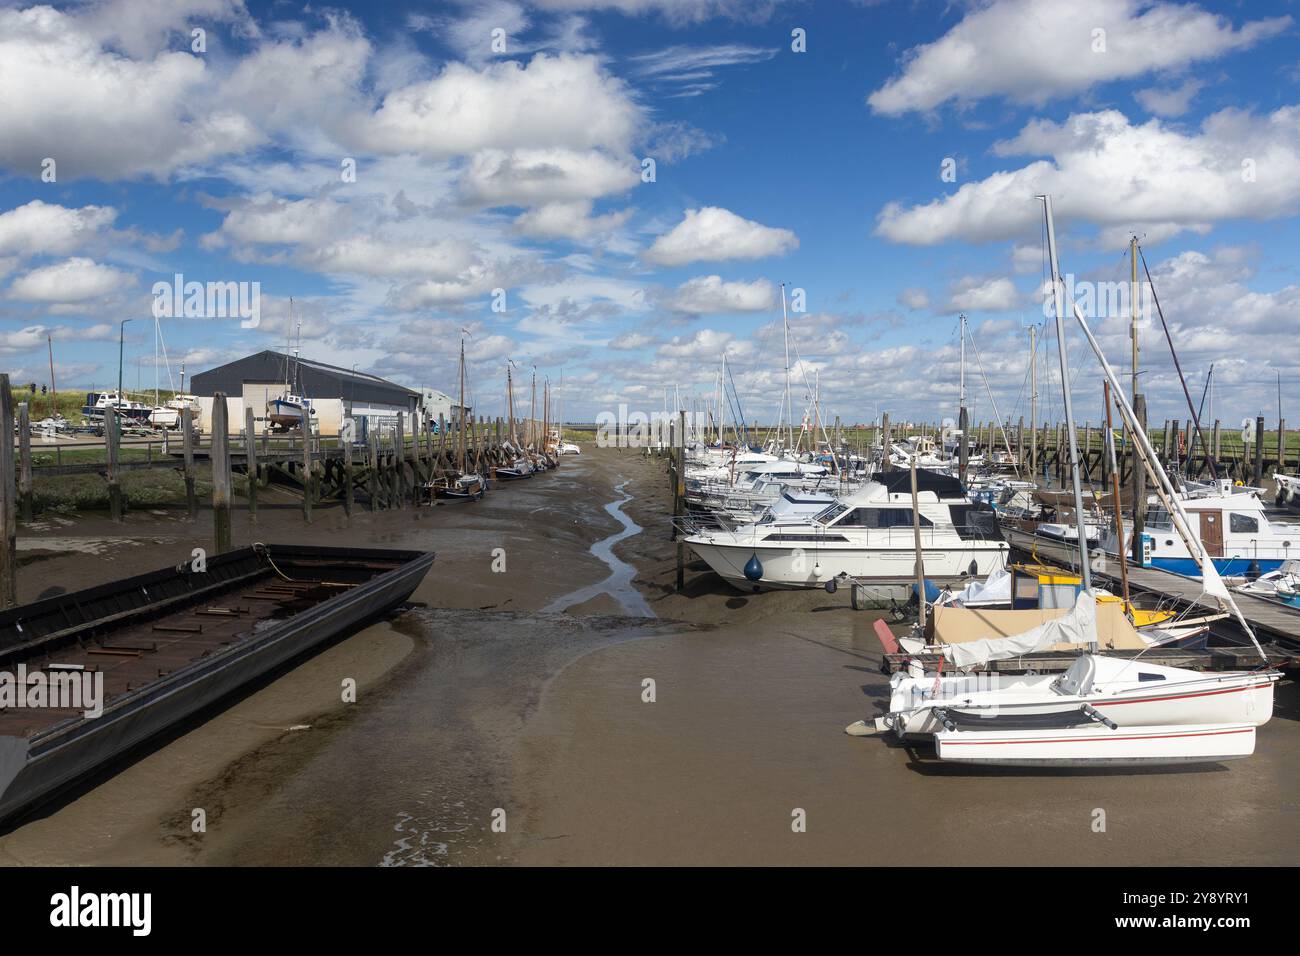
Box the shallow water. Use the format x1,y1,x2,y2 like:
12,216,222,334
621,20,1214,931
544,478,654,618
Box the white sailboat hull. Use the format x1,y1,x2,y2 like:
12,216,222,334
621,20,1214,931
934,723,1257,766
881,663,1278,740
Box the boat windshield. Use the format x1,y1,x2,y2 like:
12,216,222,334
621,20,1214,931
815,503,849,525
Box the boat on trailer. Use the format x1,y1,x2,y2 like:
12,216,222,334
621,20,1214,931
0,543,434,822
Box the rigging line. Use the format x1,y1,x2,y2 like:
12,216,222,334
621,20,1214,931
787,334,837,458
963,322,1020,477
1137,242,1219,480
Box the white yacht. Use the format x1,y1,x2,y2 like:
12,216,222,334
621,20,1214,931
1102,479,1300,577
684,470,1009,592
149,393,200,429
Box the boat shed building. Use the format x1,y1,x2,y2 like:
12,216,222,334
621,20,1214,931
190,350,422,436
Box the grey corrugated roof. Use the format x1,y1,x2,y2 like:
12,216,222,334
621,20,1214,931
190,350,419,408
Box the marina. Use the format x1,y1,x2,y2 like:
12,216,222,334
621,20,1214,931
0,0,1297,915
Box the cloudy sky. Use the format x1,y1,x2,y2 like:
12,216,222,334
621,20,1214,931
1,0,1298,429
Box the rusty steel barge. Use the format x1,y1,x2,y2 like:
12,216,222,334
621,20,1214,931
0,543,434,823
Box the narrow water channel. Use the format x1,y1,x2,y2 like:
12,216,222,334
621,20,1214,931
543,478,654,618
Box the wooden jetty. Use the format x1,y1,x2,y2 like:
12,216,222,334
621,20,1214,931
0,383,558,609
1003,526,1300,655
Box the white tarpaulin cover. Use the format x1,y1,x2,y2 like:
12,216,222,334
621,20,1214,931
942,591,1097,669
946,568,1012,607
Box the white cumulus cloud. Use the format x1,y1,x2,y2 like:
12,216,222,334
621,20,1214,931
645,207,797,267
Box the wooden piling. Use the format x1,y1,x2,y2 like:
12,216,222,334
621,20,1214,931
1131,394,1147,565
880,412,891,471
244,407,258,523
211,393,232,552
106,407,123,522
675,411,686,592
395,415,407,506
17,403,32,522
182,408,197,519
301,410,313,523
368,429,380,511
343,431,354,518
1254,416,1265,486
0,376,17,607
1279,418,1287,471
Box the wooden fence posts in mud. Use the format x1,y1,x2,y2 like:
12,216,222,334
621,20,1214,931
0,376,15,608
211,393,232,552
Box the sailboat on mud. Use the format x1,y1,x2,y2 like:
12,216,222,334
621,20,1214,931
428,332,486,501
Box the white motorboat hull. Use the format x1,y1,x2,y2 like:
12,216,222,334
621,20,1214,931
934,722,1257,766
686,539,1009,591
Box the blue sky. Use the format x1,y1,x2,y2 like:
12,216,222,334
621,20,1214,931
1,0,1298,429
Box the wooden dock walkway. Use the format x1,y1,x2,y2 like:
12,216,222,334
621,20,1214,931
1003,527,1300,652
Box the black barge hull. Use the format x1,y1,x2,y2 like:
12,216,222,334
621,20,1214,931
0,544,434,823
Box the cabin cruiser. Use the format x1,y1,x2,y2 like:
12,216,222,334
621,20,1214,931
1101,479,1300,577
149,393,200,429
686,460,851,522
683,470,1008,592
80,390,152,423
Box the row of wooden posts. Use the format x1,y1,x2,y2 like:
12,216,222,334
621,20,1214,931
873,410,1290,486
0,376,543,608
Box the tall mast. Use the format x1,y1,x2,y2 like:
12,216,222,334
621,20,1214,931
506,362,515,444
530,367,537,450
458,334,466,473
781,282,791,453
284,297,294,393
1040,194,1093,600
47,335,57,419
1029,324,1038,475
1104,379,1130,609
1130,236,1140,404
959,312,967,411
153,316,159,406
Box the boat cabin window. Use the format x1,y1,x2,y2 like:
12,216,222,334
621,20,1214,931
1144,505,1173,530
815,503,849,525
1229,513,1259,534
832,507,933,528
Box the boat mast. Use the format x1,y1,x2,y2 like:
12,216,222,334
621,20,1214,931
1130,235,1139,404
1104,379,1131,610
959,312,966,415
1029,324,1037,475
458,334,466,473
1068,280,1267,660
506,362,515,445
1040,194,1093,600
781,282,791,454
47,335,57,419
